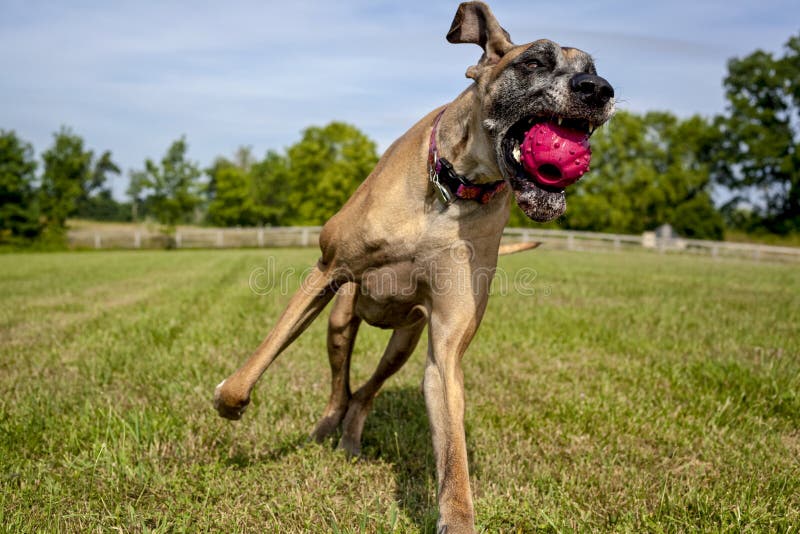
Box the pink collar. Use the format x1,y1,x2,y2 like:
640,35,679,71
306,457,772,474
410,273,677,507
427,108,507,206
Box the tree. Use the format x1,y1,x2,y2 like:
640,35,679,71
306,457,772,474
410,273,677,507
250,150,291,225
0,130,41,242
206,146,255,205
508,111,724,239
39,127,124,231
74,150,124,221
206,156,261,226
76,190,132,222
39,127,93,232
283,122,379,225
206,147,291,227
206,164,254,225
205,123,377,228
715,32,800,234
129,137,203,227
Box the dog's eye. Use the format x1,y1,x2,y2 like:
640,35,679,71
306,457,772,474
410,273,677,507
524,61,541,70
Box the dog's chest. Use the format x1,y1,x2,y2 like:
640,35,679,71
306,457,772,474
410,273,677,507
354,260,425,328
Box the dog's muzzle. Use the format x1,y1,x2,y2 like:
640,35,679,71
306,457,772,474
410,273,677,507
499,74,614,222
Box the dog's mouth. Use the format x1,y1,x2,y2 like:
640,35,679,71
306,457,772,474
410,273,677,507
500,116,595,222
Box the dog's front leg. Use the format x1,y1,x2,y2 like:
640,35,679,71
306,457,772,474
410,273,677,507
214,263,337,419
424,303,484,534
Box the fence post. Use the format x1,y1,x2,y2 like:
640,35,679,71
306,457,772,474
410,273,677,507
301,228,310,247
711,245,718,258
94,233,102,249
257,228,264,247
753,246,761,261
567,233,575,251
217,230,224,248
175,231,182,249
134,231,141,249
522,230,530,243
613,237,621,251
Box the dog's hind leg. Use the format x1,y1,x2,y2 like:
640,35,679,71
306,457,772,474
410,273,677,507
214,264,337,420
311,283,361,442
338,317,426,457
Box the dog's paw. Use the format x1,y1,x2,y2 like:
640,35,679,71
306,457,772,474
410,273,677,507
436,522,474,534
310,412,344,443
213,379,250,420
336,434,362,458
437,509,476,534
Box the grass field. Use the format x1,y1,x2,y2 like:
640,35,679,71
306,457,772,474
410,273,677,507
1,248,798,532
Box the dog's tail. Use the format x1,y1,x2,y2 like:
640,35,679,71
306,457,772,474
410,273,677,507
498,242,541,256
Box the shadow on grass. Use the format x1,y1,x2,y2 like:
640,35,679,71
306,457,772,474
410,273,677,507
360,386,480,533
223,433,309,468
216,386,477,532
360,386,437,531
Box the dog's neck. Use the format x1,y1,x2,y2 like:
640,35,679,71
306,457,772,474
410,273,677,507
435,86,502,185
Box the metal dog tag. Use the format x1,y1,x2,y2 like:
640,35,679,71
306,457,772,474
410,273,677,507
435,180,454,206
429,162,454,207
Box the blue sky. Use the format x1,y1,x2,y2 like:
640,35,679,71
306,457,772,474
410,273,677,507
1,0,798,199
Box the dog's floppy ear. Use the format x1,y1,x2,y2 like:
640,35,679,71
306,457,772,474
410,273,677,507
447,1,513,79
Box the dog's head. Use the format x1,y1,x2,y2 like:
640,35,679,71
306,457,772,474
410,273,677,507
448,1,615,221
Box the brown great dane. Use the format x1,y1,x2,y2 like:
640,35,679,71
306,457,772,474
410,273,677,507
214,2,615,531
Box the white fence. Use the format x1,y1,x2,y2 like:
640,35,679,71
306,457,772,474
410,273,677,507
68,226,322,250
502,228,800,262
67,226,800,263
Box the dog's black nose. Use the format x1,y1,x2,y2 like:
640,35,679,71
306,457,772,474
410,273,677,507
570,73,614,106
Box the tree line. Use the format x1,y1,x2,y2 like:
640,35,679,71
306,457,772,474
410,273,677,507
1,34,798,245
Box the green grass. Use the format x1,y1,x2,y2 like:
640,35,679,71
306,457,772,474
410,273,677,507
1,249,798,532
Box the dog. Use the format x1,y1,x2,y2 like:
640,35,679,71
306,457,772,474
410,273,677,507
214,2,614,531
